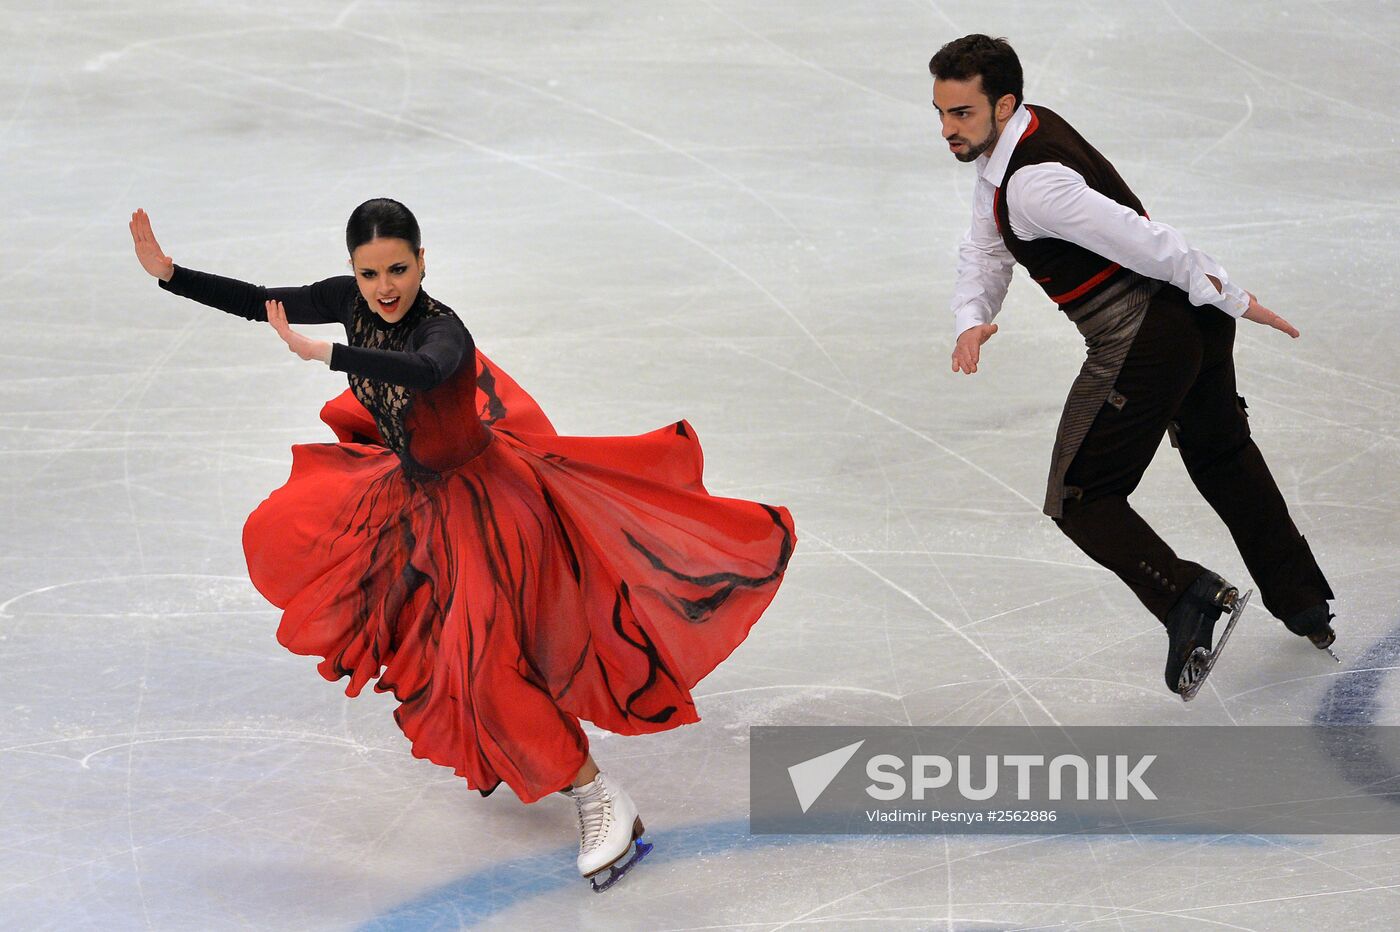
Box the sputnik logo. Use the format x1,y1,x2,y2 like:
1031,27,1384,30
787,740,865,813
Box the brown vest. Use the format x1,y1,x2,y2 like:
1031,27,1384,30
993,106,1147,310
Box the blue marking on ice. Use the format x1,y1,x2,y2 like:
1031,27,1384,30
1308,619,1400,810
358,612,1400,930
357,817,1286,929
1314,620,1400,726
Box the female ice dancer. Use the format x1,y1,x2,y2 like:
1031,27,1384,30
128,200,795,890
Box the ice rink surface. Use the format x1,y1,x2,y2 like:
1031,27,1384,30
4,0,1399,928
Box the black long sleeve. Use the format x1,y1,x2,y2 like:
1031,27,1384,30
158,265,356,326
158,264,469,391
330,318,471,391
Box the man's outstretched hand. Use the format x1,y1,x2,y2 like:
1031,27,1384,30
1241,293,1299,339
951,323,998,375
1209,274,1299,339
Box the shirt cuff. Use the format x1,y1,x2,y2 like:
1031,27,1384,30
329,343,348,372
1187,270,1249,318
953,304,993,339
1219,282,1249,318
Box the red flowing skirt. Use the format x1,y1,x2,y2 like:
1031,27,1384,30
241,352,795,802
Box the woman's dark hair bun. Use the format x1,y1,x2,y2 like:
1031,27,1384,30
346,198,421,254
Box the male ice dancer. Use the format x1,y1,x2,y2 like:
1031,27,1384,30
930,34,1336,697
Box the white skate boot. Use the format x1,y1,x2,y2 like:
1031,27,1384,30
566,771,652,892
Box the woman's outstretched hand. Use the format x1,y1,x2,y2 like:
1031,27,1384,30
267,300,333,364
129,209,174,282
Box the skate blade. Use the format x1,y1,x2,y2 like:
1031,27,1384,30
1179,588,1253,702
589,838,652,893
1309,630,1341,663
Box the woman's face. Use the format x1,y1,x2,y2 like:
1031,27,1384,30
351,237,424,323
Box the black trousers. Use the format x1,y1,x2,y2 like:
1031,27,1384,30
1053,287,1333,623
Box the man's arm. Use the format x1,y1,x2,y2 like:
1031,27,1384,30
951,221,1016,335
1007,164,1251,316
949,192,1016,374
1010,166,1299,337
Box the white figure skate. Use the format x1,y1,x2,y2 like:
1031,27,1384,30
567,772,652,892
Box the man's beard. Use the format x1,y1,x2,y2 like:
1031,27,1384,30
951,116,1000,163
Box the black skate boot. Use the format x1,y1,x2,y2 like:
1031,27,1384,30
1283,604,1339,662
1164,571,1250,700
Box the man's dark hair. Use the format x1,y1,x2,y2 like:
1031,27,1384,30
929,34,1023,110
346,197,422,254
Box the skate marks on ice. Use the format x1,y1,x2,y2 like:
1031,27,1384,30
357,818,1286,930
6,0,1398,928
0,573,261,622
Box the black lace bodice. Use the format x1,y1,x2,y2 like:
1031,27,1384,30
346,293,458,465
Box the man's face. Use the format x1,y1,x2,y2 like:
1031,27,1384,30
933,76,1000,163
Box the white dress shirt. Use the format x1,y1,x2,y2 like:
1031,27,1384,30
951,105,1250,338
